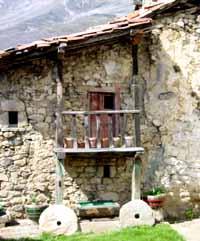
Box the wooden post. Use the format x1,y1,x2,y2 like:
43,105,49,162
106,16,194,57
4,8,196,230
131,42,142,200
132,44,141,147
55,44,65,204
132,155,142,200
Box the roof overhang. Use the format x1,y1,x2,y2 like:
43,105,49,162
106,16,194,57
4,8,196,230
0,0,199,70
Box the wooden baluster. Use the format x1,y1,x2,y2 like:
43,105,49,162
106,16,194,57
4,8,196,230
120,113,127,146
96,114,101,148
120,113,124,146
72,114,77,149
84,114,89,149
134,112,141,147
108,114,113,148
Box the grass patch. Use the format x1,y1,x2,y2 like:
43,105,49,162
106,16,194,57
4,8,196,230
5,224,185,241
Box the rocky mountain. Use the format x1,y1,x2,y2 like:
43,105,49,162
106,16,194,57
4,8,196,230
0,0,134,50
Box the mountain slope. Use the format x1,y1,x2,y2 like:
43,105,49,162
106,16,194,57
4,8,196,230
0,0,133,50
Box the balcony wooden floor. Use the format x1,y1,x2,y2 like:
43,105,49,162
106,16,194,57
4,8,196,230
55,146,144,158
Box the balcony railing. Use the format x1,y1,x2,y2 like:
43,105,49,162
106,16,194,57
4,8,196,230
56,110,144,154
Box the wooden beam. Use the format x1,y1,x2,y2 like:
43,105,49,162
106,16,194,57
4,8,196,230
62,110,140,115
132,44,141,147
56,147,144,154
55,54,65,205
56,61,64,148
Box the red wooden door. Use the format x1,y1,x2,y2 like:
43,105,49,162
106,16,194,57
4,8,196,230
88,89,120,138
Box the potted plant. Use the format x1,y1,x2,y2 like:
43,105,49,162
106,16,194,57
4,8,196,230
25,194,48,222
143,187,166,208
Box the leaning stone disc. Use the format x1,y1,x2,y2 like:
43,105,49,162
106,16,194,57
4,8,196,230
119,200,155,228
39,205,78,235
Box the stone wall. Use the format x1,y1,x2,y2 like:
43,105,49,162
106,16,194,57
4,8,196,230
139,9,200,218
0,41,135,218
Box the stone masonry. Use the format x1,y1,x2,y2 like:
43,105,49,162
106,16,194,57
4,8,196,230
139,8,200,218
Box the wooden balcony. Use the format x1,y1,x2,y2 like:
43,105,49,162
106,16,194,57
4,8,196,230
55,110,144,157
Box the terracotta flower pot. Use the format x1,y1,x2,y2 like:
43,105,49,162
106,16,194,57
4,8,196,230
88,137,97,148
101,137,109,148
77,141,85,148
64,137,74,148
113,137,121,148
146,194,166,208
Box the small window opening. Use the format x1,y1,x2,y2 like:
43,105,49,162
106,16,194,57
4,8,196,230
8,111,18,127
104,94,114,110
103,165,110,178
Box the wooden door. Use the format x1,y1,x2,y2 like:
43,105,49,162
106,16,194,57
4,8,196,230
88,89,120,138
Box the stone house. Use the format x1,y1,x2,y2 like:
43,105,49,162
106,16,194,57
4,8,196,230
0,0,199,219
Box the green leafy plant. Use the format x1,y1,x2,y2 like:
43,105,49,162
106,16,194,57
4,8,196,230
185,208,194,220
30,193,37,204
143,187,166,196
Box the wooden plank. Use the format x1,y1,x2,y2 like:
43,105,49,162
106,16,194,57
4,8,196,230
88,87,116,93
55,147,144,154
72,114,77,149
132,155,141,200
62,110,140,115
108,114,113,147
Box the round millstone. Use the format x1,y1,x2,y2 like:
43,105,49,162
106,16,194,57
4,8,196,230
119,200,155,228
39,205,78,235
